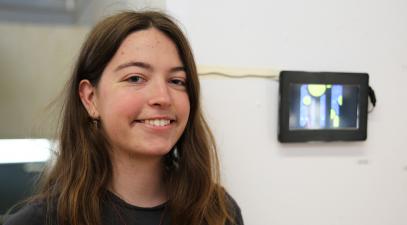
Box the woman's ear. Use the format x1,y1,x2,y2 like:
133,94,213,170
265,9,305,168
79,80,100,119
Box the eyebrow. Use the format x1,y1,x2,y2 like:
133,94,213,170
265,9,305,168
114,61,185,73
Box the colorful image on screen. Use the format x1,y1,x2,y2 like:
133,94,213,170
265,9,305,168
289,84,359,130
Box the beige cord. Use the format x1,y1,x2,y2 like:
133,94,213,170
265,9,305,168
197,65,280,80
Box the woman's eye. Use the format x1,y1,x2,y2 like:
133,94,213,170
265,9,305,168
126,75,144,83
170,78,186,86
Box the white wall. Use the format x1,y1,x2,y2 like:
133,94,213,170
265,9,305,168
168,1,407,225
0,24,89,138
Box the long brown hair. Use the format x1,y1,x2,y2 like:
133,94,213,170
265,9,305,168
36,11,234,225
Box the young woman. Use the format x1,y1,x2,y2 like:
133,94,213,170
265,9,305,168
4,11,243,225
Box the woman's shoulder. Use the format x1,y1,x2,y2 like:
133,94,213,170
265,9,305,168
224,191,244,225
3,200,48,225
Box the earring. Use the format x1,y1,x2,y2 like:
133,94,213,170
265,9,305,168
172,146,180,168
89,110,100,129
165,146,180,170
92,118,99,129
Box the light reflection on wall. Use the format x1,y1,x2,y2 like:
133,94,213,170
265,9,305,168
0,139,53,164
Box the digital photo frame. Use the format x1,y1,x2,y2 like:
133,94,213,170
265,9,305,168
278,71,369,143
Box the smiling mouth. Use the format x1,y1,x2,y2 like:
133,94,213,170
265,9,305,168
135,119,175,127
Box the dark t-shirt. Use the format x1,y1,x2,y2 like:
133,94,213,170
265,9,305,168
4,191,244,225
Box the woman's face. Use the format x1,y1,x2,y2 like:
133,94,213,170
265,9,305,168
90,28,190,158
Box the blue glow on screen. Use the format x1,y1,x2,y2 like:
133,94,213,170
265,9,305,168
289,84,359,130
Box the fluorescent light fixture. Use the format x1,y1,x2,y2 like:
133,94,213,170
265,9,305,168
0,0,77,12
0,139,52,164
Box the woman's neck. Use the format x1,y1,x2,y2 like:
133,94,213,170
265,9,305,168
109,151,167,208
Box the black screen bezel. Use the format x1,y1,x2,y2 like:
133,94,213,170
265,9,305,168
278,71,369,143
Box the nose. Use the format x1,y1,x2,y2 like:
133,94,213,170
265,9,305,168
147,79,171,108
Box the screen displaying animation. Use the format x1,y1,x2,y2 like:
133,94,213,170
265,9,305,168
288,83,360,130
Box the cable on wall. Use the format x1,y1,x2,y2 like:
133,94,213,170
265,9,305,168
197,65,280,81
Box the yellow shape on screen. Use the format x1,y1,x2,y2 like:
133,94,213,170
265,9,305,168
307,84,326,97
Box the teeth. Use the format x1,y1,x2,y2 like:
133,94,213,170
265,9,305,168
143,119,171,127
